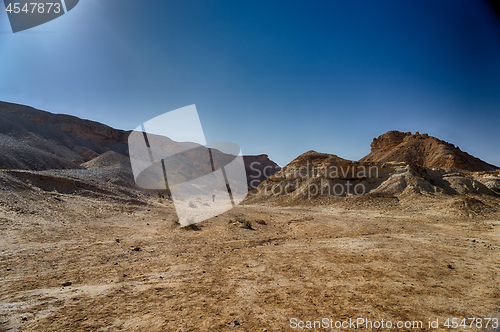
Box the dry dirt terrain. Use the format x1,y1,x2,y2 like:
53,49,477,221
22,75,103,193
1,191,500,331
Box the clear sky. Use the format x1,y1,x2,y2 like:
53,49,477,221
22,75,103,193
1,0,499,166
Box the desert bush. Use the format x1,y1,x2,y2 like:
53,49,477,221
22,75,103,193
229,217,253,229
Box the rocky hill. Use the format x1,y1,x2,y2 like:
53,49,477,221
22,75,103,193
0,101,129,170
360,131,497,172
248,132,500,212
0,101,279,190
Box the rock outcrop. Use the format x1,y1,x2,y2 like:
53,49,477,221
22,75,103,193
243,154,281,189
360,131,497,172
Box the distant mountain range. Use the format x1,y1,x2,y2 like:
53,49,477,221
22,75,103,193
1,101,497,199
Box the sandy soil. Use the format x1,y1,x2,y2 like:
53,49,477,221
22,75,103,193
1,195,500,331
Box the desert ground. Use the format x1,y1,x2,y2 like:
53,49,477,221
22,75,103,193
1,190,499,331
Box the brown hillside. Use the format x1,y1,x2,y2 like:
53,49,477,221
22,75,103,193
287,150,348,167
360,131,497,172
0,101,279,188
0,101,129,170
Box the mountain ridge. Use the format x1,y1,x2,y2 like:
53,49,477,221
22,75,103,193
360,130,497,172
0,101,280,189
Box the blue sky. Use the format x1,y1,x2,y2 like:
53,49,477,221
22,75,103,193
1,0,499,166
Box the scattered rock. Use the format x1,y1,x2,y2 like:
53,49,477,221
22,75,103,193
60,281,72,287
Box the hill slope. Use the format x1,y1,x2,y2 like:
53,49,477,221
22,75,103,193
0,101,129,170
0,101,279,189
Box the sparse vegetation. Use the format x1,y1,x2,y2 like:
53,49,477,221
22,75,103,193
183,223,201,231
228,217,253,229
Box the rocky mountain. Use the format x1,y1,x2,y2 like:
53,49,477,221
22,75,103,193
249,132,499,206
360,131,497,172
0,101,279,189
